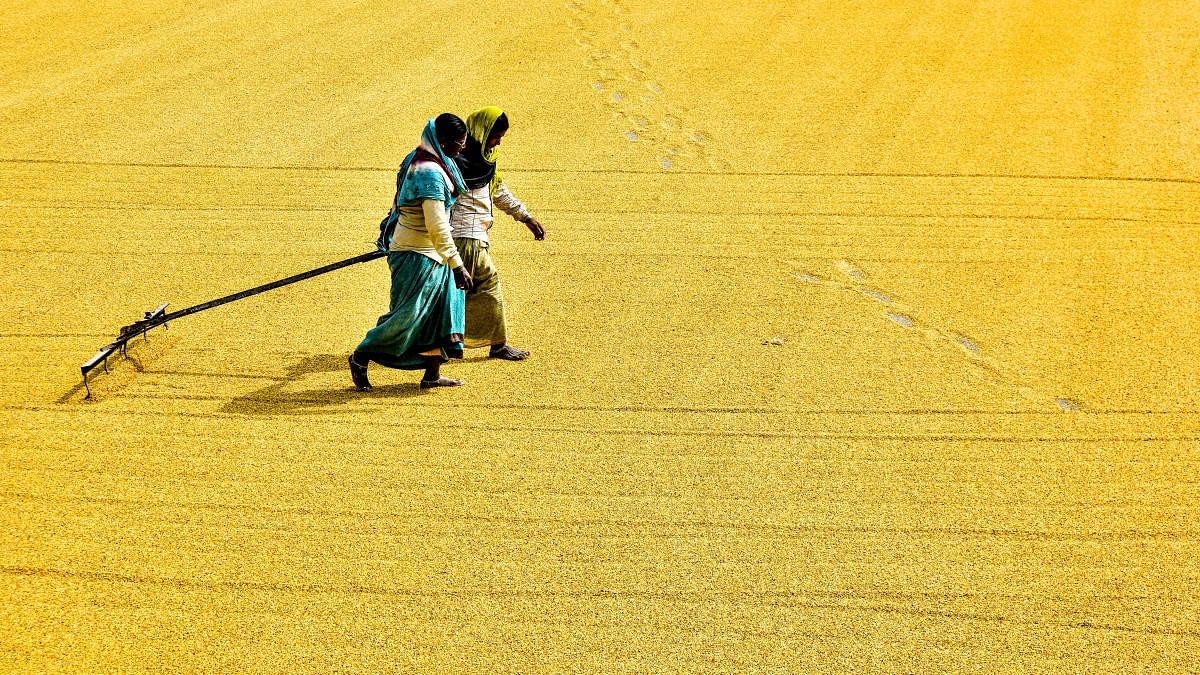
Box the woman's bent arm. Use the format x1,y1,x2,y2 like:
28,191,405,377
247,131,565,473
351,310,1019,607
423,198,464,269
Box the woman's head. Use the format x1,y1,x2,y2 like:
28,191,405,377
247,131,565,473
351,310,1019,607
434,113,468,156
464,107,507,155
485,113,509,150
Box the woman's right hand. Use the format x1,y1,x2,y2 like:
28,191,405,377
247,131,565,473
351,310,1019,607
453,266,473,292
523,215,546,240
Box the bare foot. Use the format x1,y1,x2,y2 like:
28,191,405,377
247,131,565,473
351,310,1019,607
489,344,529,361
420,376,465,389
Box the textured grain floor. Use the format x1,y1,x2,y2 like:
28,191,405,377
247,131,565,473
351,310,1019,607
2,1,1199,671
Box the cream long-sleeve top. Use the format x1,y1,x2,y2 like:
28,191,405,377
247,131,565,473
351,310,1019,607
449,181,532,244
388,199,464,269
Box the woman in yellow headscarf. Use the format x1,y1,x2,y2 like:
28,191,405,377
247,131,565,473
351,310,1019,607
449,106,546,361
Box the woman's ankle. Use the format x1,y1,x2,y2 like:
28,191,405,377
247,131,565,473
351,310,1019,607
422,358,441,382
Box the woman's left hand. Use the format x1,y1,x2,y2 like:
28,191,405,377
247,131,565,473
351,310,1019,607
524,216,546,240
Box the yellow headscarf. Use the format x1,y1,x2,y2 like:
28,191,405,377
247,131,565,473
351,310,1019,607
464,106,505,196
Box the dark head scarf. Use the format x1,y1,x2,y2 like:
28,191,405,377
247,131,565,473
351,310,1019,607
455,107,509,193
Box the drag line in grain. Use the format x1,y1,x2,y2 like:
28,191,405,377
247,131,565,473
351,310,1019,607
10,403,1200,443
6,494,1198,544
1,566,1197,639
4,157,1199,186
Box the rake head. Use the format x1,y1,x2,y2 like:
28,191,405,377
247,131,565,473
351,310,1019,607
81,303,169,398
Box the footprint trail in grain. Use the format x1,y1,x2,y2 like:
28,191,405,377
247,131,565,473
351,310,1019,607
566,0,724,170
791,259,1083,412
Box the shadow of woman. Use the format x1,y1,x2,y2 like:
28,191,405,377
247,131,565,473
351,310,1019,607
220,353,424,416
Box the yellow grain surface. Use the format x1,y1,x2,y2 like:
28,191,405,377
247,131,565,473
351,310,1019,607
3,1,1200,671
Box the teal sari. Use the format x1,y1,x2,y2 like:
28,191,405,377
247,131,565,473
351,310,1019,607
356,251,465,369
358,118,468,370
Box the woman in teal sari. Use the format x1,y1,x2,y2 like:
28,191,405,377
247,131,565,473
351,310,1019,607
349,113,473,391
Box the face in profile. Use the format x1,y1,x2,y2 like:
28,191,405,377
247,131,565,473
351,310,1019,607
486,128,507,150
